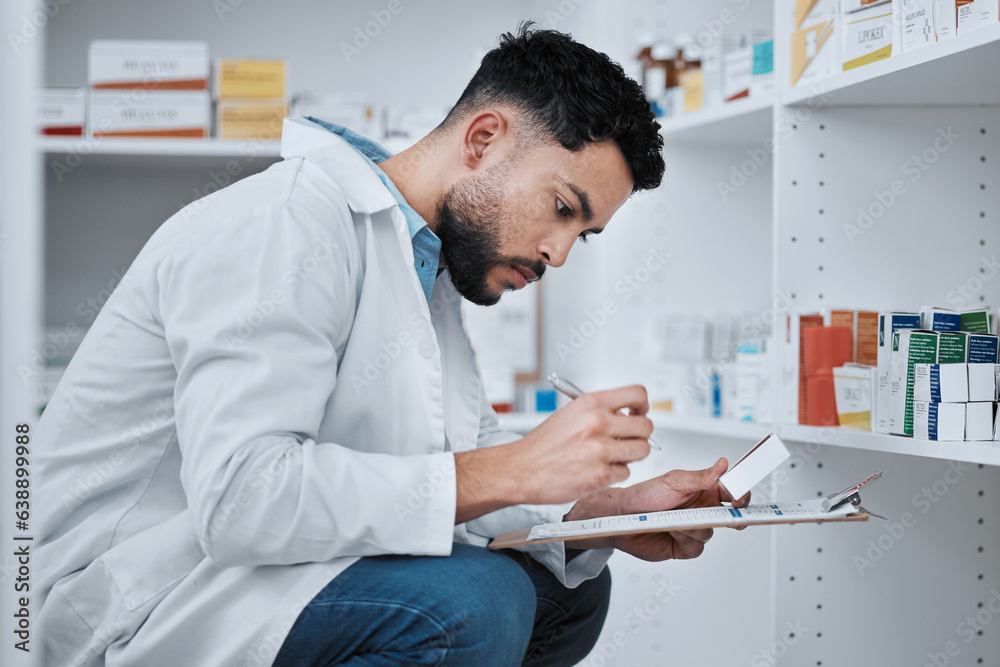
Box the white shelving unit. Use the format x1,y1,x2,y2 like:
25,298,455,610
657,93,773,144
500,411,773,440
503,412,1000,466
781,424,1000,467
783,21,1000,106
37,136,283,157
2,2,998,666
549,4,999,666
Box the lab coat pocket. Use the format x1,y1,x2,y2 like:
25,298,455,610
102,510,206,611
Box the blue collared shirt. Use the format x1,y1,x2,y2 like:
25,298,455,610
305,117,441,303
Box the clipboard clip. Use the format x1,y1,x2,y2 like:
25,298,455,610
822,471,885,519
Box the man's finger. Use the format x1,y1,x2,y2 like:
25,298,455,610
675,527,714,543
603,412,654,440
661,457,729,494
671,530,710,559
605,436,651,465
588,385,650,416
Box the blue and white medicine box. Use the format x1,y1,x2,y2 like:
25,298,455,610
914,363,968,403
913,401,965,441
919,307,961,332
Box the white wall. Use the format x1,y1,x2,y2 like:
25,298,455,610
44,0,534,107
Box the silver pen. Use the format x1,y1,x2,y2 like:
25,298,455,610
547,372,661,451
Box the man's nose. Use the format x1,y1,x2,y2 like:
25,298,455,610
539,233,574,268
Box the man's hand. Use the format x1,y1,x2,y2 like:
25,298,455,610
563,458,751,561
454,386,653,524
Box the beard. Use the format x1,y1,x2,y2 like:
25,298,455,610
435,160,546,306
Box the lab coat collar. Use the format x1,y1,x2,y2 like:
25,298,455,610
280,116,398,215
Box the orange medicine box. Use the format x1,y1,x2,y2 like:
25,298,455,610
216,99,288,140
215,59,286,99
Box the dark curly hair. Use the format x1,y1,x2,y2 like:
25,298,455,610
441,22,665,193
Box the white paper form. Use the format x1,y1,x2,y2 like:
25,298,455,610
527,498,858,541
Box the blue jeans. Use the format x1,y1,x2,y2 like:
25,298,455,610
272,543,612,666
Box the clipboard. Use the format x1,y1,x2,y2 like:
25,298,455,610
488,471,882,550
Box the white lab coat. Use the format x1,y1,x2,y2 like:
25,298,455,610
33,117,612,667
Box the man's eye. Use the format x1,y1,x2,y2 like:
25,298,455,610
577,232,590,244
557,199,572,217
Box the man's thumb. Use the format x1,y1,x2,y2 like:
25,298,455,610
710,457,729,481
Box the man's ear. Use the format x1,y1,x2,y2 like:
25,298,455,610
459,110,508,171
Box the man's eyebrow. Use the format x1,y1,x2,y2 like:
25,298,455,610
561,178,593,222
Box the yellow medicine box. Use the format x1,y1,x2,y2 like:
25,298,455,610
216,99,288,140
215,59,286,99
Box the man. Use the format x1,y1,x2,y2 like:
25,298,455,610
35,24,744,666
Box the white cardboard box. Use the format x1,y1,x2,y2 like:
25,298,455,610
88,90,210,138
957,0,978,32
966,402,996,441
976,0,998,26
914,363,969,403
834,364,875,430
969,363,998,402
935,0,958,38
790,18,840,86
35,88,85,136
798,0,841,29
902,0,937,51
843,2,896,71
876,313,921,433
718,433,791,501
89,40,209,90
722,32,755,101
889,329,939,436
292,92,379,139
913,401,965,440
